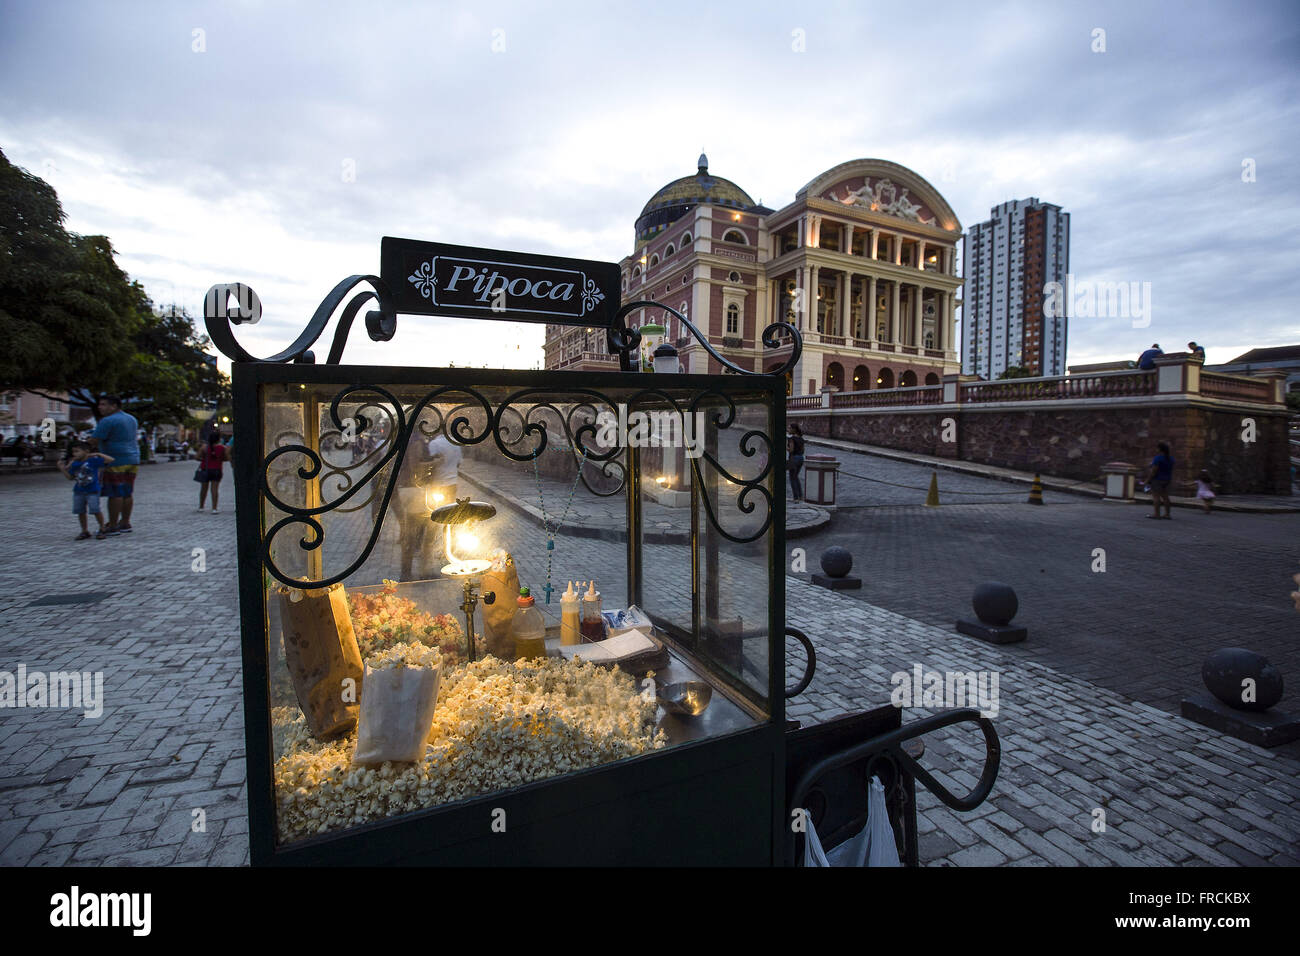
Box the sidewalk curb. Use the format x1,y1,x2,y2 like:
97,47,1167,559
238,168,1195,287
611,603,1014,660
460,470,831,542
807,437,1300,513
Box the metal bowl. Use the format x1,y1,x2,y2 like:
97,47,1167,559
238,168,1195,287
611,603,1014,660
657,681,712,717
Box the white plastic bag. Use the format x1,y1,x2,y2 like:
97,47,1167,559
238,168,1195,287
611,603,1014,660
353,659,441,765
801,776,901,867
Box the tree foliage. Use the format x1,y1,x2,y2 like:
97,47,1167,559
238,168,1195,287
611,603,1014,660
0,149,228,425
996,365,1037,380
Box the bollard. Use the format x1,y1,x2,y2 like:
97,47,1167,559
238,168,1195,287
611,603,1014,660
956,581,1027,644
1027,474,1044,505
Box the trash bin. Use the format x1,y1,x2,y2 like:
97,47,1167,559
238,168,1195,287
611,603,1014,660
804,454,840,508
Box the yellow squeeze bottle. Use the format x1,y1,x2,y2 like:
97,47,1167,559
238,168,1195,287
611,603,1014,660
560,581,580,646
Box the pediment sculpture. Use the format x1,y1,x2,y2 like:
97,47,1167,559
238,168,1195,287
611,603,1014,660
831,178,936,226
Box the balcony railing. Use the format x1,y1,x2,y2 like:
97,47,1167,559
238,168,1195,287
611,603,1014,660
1200,371,1275,403
553,351,620,369
831,385,943,408
962,369,1156,403
786,365,1282,411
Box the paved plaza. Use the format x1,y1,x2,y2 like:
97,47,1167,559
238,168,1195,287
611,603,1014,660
0,458,1297,866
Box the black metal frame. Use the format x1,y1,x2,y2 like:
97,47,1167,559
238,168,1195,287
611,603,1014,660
233,361,789,865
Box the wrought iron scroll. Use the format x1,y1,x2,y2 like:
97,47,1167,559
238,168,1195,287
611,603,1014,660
614,300,803,377
259,385,493,589
260,382,779,587
684,388,774,544
204,275,397,365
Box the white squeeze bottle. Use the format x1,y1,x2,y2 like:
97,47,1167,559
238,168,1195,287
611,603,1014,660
560,581,580,646
580,580,605,642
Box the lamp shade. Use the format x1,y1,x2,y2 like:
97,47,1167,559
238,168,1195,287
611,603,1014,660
430,497,497,525
653,343,680,374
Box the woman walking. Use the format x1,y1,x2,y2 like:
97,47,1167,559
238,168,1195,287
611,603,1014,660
787,423,806,502
196,433,229,513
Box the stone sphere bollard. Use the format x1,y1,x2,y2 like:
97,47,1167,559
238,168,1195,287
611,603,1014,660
820,546,853,579
1202,648,1284,712
972,582,1018,627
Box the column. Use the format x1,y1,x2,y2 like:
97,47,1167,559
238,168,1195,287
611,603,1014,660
809,264,820,331
867,275,878,344
912,285,923,348
918,240,927,271
937,291,948,351
894,235,902,266
869,230,879,260
840,272,852,339
889,280,900,344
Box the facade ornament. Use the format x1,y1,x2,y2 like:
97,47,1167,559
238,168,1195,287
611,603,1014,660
833,178,936,226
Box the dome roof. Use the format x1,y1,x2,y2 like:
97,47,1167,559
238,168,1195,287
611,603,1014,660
635,155,755,246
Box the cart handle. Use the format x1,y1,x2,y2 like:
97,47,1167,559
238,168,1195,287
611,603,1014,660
784,626,817,699
789,708,1000,815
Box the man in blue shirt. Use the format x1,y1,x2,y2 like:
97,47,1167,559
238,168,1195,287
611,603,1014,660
1147,441,1174,519
1137,344,1163,370
91,395,140,535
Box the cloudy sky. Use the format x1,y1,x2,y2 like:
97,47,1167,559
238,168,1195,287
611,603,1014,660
2,0,1297,374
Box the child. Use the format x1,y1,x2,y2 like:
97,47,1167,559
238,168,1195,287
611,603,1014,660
1195,469,1216,514
58,442,114,539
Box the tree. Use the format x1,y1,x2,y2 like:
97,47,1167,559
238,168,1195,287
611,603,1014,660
0,149,228,425
997,365,1036,380
0,150,143,396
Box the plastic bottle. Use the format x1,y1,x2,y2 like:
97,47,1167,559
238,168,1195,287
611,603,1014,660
512,586,548,661
560,581,580,646
580,580,605,642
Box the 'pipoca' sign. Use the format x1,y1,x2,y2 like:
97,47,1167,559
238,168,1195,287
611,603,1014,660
381,237,620,327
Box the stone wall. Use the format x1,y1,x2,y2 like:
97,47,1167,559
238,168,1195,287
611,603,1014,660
795,401,1292,495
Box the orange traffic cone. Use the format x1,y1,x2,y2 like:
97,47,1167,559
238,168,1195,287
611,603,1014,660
1028,473,1044,505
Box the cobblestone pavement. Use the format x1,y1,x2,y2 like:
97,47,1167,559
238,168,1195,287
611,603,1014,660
2,462,1297,866
791,444,1300,758
0,461,247,866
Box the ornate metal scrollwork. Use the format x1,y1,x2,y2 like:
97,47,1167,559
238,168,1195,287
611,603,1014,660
260,385,493,589
259,381,778,587
204,275,397,365
614,300,802,377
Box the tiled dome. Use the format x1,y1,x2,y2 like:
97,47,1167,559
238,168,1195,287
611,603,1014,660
635,154,755,246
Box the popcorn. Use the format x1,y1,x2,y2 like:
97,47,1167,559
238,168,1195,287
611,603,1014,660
272,656,665,843
367,640,441,671
349,580,464,664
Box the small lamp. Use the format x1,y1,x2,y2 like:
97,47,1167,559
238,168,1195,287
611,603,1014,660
653,343,679,374
430,497,498,661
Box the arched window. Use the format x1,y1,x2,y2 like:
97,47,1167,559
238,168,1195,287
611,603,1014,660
924,373,940,385
728,271,741,283
877,322,887,339
826,362,844,391
900,370,918,387
649,254,660,267
725,303,740,335
665,243,675,256
877,368,895,388
633,266,642,278
722,229,747,245
681,231,693,245
854,365,870,389
924,332,935,348
665,284,671,294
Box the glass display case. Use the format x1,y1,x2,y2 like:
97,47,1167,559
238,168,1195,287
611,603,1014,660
233,363,788,865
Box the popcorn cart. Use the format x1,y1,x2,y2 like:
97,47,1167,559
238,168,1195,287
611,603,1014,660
209,237,998,866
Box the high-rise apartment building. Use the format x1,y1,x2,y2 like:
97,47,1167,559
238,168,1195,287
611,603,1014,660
961,198,1069,379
